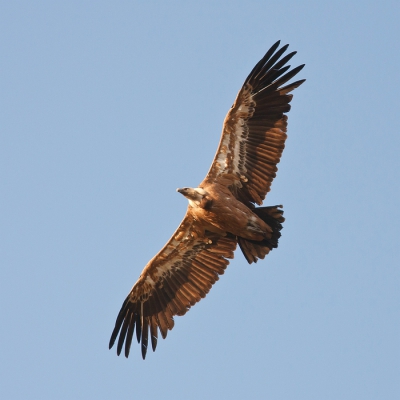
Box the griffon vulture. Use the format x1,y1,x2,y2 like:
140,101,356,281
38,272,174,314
109,41,305,359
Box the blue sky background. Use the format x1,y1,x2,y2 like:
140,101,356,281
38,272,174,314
1,1,399,399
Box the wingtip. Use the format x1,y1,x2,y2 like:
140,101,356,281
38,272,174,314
151,335,158,352
141,346,148,360
108,329,118,350
124,343,131,358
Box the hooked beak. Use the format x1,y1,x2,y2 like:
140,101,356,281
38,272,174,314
176,188,184,194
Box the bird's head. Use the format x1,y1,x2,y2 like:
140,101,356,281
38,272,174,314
176,187,208,207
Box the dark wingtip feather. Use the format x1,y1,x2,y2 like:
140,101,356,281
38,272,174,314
109,296,130,350
135,313,142,343
281,43,289,52
109,326,119,349
249,43,290,86
296,64,305,72
150,320,158,352
273,51,297,70
141,318,149,360
141,343,148,360
245,40,281,84
279,78,306,95
267,64,305,92
124,315,135,358
265,40,281,59
151,335,158,352
116,314,130,356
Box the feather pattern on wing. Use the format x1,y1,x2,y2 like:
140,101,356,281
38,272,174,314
201,41,305,206
109,211,237,359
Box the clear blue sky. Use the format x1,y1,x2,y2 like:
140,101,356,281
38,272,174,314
1,1,399,399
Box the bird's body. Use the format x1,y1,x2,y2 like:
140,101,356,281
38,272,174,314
179,183,271,241
109,41,305,359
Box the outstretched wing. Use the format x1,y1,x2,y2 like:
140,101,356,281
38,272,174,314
109,211,237,359
201,41,305,206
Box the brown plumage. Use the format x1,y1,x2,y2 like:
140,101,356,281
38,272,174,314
109,41,305,359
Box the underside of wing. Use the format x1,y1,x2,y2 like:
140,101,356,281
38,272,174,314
201,41,305,206
109,211,237,359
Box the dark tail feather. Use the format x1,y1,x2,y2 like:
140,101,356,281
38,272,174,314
238,205,285,264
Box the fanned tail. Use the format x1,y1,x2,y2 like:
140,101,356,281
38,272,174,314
238,205,284,264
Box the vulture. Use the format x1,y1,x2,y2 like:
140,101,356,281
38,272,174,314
109,41,305,359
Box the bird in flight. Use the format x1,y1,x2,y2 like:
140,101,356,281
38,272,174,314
109,41,305,359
